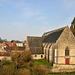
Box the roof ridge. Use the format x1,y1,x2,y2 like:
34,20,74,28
43,26,66,37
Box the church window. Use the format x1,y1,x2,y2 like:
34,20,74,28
65,46,69,56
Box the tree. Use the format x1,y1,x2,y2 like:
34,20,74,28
3,39,7,42
0,37,3,43
11,50,31,69
11,40,15,43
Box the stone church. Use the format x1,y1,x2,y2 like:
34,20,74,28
27,17,75,69
43,26,75,69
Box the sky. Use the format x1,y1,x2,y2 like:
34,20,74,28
0,0,75,41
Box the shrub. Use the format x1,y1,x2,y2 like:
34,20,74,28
28,62,33,67
11,50,31,69
32,65,47,75
0,67,30,75
1,57,9,65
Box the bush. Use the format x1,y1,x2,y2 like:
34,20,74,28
0,66,30,75
1,57,9,65
28,62,33,67
32,64,47,75
11,50,31,69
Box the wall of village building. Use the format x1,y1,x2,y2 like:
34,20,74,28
54,26,75,65
16,43,24,47
0,56,11,61
31,54,44,59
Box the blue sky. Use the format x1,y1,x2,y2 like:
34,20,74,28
0,0,75,41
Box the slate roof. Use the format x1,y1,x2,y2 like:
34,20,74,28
42,27,66,43
27,36,43,54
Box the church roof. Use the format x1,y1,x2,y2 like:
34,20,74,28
27,36,43,54
71,17,75,24
42,27,66,43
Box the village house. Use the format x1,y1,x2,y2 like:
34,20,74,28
0,43,11,60
0,42,25,60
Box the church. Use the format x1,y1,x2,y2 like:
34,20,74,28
26,17,75,70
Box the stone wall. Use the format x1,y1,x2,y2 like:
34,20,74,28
52,64,75,72
53,64,75,69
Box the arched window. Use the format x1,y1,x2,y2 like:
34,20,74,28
65,46,69,56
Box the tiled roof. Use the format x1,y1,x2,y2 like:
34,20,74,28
42,27,66,43
6,43,16,47
0,43,3,47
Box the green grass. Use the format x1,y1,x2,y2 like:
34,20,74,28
31,59,52,66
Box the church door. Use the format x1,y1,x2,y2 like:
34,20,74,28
65,58,69,64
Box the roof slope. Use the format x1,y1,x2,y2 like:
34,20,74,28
27,36,43,54
42,27,66,43
70,17,75,36
71,17,75,24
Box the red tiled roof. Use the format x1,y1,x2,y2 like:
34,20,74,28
6,43,16,47
0,43,3,47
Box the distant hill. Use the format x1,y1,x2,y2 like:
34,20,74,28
70,17,75,36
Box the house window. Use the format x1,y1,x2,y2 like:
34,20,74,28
65,46,69,56
35,55,37,57
41,55,43,58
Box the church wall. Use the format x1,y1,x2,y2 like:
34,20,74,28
55,26,75,65
43,43,55,63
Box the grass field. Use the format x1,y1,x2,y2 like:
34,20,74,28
31,59,52,66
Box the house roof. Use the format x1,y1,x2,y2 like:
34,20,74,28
42,27,66,43
6,43,16,47
27,36,43,54
0,43,3,47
